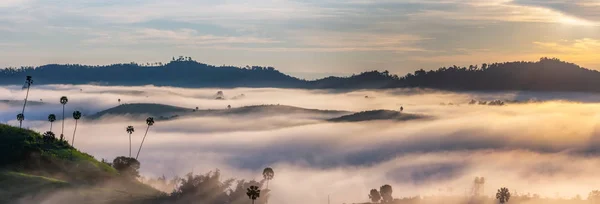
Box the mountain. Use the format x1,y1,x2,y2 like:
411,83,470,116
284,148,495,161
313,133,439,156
328,110,428,122
0,124,162,203
88,103,351,120
3,57,600,92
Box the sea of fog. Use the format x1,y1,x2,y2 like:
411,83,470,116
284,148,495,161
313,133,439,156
2,85,600,203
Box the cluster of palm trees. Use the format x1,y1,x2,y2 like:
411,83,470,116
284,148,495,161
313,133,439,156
245,167,275,204
15,76,83,148
124,117,155,160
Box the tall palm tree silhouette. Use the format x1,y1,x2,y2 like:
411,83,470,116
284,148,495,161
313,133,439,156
16,113,24,128
369,189,381,203
20,76,33,127
496,187,511,204
136,117,154,160
71,111,81,146
246,185,260,204
48,114,56,132
126,126,135,157
262,167,274,189
262,167,274,204
59,96,68,141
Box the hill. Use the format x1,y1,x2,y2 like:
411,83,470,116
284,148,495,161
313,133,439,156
328,110,428,122
3,57,600,92
0,124,162,203
89,103,351,120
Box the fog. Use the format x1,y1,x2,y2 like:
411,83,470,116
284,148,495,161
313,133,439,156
3,85,600,203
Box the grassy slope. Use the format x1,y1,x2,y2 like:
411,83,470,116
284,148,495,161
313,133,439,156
0,124,162,203
328,110,429,122
89,103,352,120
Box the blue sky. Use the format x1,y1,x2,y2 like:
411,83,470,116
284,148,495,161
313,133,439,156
1,0,600,79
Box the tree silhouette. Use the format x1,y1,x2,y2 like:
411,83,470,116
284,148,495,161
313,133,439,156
380,184,393,203
112,156,140,178
589,190,600,203
16,113,24,128
126,126,135,157
228,105,231,109
118,98,121,105
20,76,33,128
262,167,274,189
71,110,81,146
496,187,511,204
247,185,260,204
48,114,56,132
42,131,56,142
136,117,155,160
60,96,68,141
369,189,381,203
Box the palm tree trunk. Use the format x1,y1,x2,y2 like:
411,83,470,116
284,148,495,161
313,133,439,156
50,122,53,132
129,133,132,157
21,85,30,117
19,121,22,128
61,104,65,138
71,120,78,146
136,125,150,160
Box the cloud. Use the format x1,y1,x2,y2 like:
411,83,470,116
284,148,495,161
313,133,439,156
5,85,600,203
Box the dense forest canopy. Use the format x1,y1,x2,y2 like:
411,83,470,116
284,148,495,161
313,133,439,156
1,57,598,92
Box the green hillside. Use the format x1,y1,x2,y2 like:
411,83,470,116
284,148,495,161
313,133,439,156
328,110,429,122
0,124,163,203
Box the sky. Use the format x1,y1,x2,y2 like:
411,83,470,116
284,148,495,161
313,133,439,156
1,0,600,79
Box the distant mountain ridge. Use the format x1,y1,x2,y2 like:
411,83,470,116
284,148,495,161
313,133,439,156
1,57,598,92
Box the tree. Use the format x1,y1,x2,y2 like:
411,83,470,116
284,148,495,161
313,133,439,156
136,117,155,160
496,187,511,204
16,113,24,128
20,76,33,128
112,156,140,178
126,126,135,157
380,184,393,203
369,189,381,203
48,114,56,132
118,98,121,105
42,131,56,142
228,105,231,109
71,111,81,146
247,185,260,204
589,190,600,203
60,96,69,141
262,167,274,189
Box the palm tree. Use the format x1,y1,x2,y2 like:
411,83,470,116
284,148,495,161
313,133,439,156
496,187,511,204
16,113,24,128
126,126,135,157
71,111,81,146
59,96,68,141
135,117,154,160
380,184,393,203
48,114,56,132
262,167,274,189
20,76,33,127
369,189,381,203
246,185,260,204
118,98,121,105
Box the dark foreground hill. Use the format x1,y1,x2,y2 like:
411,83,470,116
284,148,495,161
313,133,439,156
89,103,351,120
0,124,162,203
328,110,428,122
3,57,600,92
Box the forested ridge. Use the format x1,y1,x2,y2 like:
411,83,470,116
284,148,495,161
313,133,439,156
2,57,598,92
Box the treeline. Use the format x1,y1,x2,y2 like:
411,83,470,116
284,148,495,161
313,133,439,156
3,57,600,92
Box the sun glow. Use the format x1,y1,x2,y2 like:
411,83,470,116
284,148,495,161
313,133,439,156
557,15,596,26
